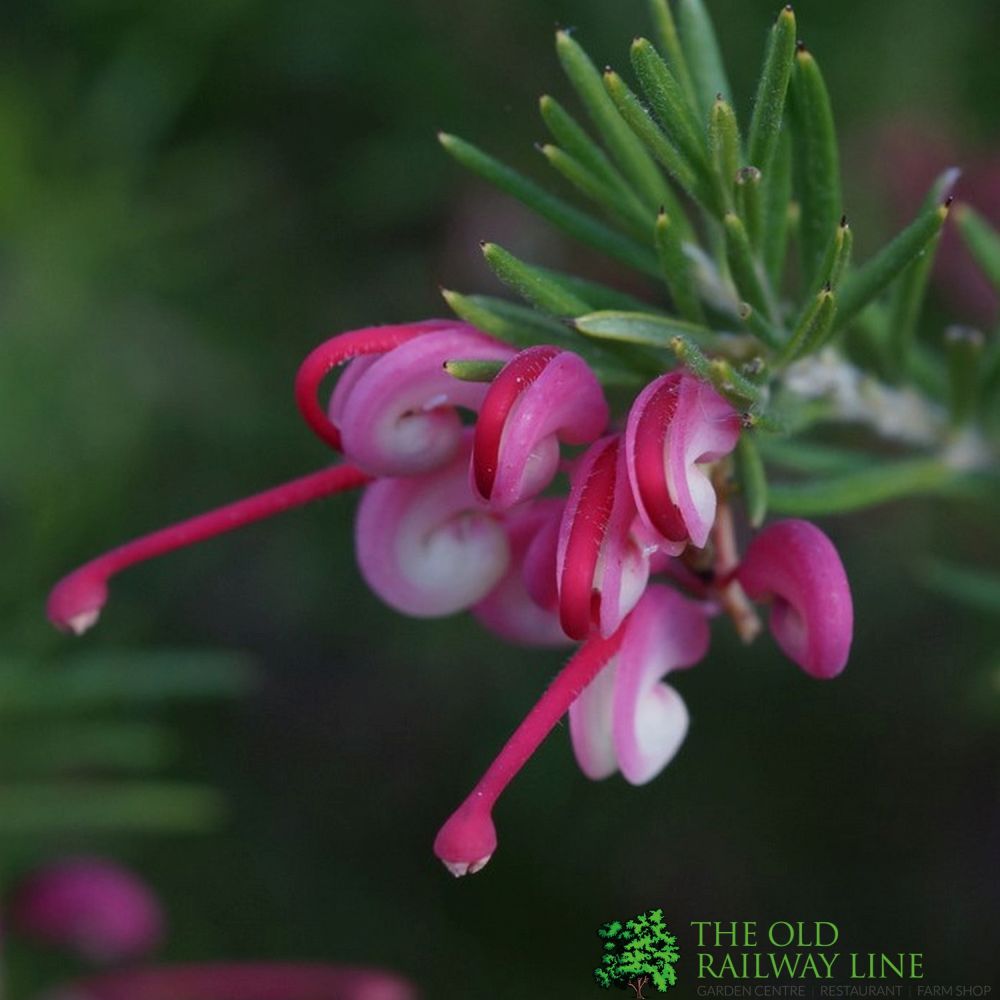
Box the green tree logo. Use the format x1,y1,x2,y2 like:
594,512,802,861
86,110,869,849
593,908,679,997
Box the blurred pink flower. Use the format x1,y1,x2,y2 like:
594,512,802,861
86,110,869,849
9,857,163,963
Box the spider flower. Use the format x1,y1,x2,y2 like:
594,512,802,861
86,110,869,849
625,372,741,550
738,519,853,679
9,857,163,963
472,345,609,510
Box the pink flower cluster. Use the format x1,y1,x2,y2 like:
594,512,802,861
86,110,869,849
47,319,853,878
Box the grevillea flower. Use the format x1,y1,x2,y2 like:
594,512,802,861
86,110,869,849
625,372,741,550
52,964,417,1000
9,857,163,963
738,519,853,679
472,345,609,510
354,432,510,617
569,585,710,785
556,435,650,641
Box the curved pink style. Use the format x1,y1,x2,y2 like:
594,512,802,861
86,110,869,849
569,585,710,784
738,519,853,679
355,434,509,617
326,327,514,476
55,963,417,1000
472,346,609,510
472,500,571,647
434,625,625,876
294,319,456,451
47,464,371,635
625,372,741,550
557,436,649,641
9,857,163,963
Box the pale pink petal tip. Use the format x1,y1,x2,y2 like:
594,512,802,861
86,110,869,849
10,857,163,963
738,519,853,680
433,806,497,879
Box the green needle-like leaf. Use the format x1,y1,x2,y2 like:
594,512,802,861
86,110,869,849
655,209,705,323
647,0,700,113
574,309,718,350
538,143,653,240
779,285,836,362
747,5,796,176
630,38,709,176
723,211,771,317
0,782,225,835
886,225,940,372
439,133,660,277
762,126,793,286
757,438,879,475
443,290,651,383
676,0,733,118
735,434,768,527
945,324,985,426
735,166,763,248
768,459,956,515
739,301,785,350
482,241,591,315
954,202,1000,292
603,69,701,227
709,96,742,209
788,43,841,290
443,359,506,382
539,94,630,195
669,334,764,405
810,215,853,297
555,30,671,211
836,197,950,329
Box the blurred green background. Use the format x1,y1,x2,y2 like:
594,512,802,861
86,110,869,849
2,0,998,995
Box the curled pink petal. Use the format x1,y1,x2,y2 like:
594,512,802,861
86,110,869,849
334,328,514,476
9,857,163,963
472,500,571,647
557,436,650,641
472,346,609,509
569,585,709,785
738,519,853,679
295,320,454,451
612,585,709,785
626,373,740,550
55,963,418,1000
355,434,509,617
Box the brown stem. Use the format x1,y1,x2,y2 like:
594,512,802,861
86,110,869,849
710,469,762,644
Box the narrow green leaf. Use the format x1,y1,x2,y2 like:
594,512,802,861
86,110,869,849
735,435,768,527
954,202,1000,292
439,133,660,277
708,96,742,209
676,0,733,118
529,268,654,313
747,6,796,175
669,334,763,405
442,290,651,384
555,30,671,210
921,559,1000,614
810,215,852,296
482,242,590,315
603,69,700,227
945,324,985,426
762,125,793,286
836,198,950,329
443,359,506,383
757,438,878,475
738,301,785,350
735,166,763,249
647,0,700,113
0,782,225,835
655,210,705,323
574,309,716,349
630,38,709,175
723,211,771,317
538,143,653,240
538,94,630,195
768,459,955,515
886,225,940,372
787,44,841,289
779,286,836,362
